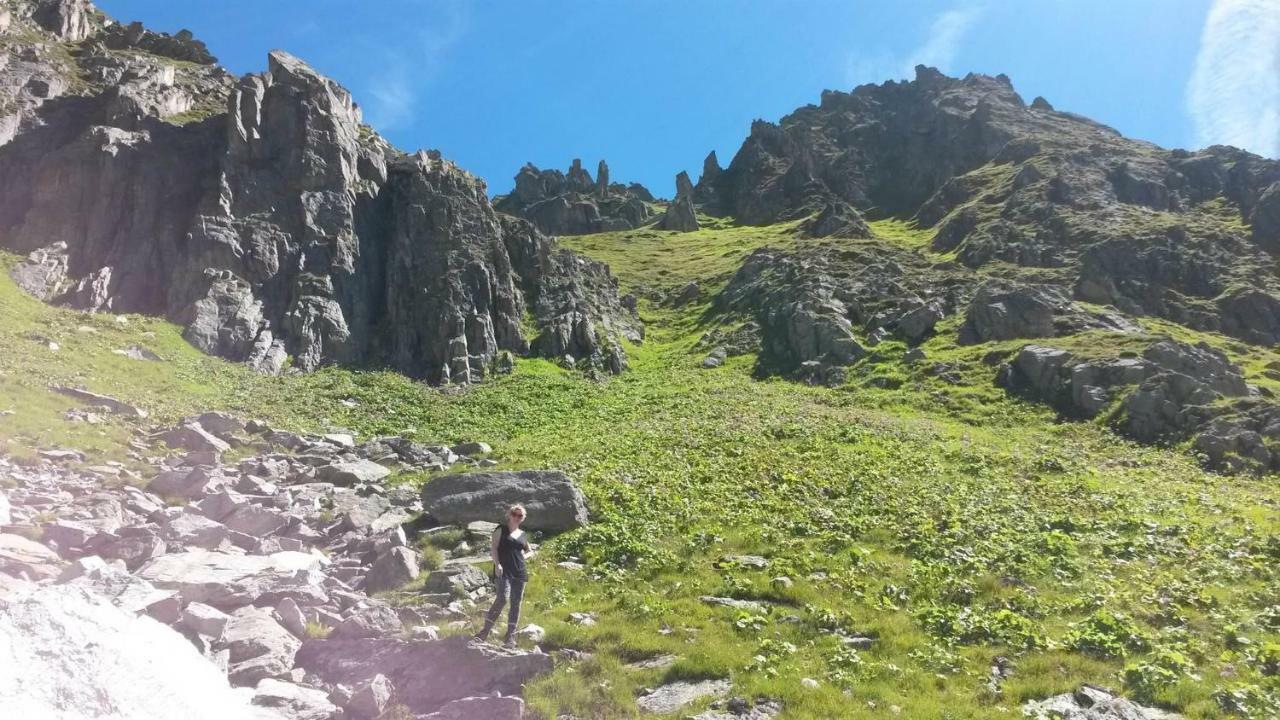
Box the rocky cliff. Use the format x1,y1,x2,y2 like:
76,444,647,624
0,0,639,383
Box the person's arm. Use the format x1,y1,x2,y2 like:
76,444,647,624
491,529,502,576
522,536,532,557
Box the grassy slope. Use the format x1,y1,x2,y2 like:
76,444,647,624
0,225,1278,718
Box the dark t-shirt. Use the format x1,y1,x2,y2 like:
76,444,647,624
496,525,531,580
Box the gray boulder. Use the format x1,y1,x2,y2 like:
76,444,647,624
420,470,589,532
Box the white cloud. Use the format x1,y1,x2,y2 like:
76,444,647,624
364,3,469,131
1187,0,1280,158
902,7,983,77
845,5,983,87
367,67,414,130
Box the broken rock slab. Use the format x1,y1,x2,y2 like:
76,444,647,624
295,636,552,715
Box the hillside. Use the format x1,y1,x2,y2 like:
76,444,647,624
1,1,1279,720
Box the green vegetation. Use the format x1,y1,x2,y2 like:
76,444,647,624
1,217,1278,720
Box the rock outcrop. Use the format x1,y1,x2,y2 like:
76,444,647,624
658,170,700,232
0,8,639,384
494,158,655,235
996,338,1280,473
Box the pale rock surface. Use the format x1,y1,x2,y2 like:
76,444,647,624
0,585,271,720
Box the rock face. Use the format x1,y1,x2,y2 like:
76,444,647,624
420,470,590,532
0,585,264,720
494,158,655,235
0,12,639,384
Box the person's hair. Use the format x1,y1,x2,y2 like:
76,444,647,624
507,504,527,519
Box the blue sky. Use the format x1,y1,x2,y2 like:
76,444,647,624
97,0,1278,196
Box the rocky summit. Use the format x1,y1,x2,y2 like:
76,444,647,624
493,158,657,236
2,2,1280,720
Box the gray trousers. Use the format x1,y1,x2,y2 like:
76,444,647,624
485,572,526,627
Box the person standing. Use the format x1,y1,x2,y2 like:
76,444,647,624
474,504,532,648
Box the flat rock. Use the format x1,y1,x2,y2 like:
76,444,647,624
50,386,148,418
296,636,552,715
699,596,766,613
626,653,678,671
365,546,419,594
182,601,232,639
137,549,325,609
637,679,732,714
59,563,174,614
422,695,524,720
1023,686,1184,719
159,423,232,453
316,460,390,486
162,513,231,549
252,678,340,720
222,504,290,538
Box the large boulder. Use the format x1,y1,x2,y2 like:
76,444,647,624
420,470,589,532
0,586,265,719
295,636,552,715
